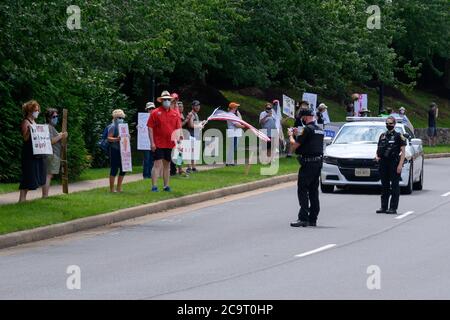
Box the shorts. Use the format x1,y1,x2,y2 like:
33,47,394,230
427,127,437,137
153,148,173,162
46,154,61,175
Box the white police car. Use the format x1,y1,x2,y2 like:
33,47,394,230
321,117,424,194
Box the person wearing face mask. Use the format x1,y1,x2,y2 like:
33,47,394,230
398,107,414,132
107,109,127,193
288,109,324,228
259,102,277,159
19,100,47,202
147,91,182,192
375,116,407,214
42,108,68,197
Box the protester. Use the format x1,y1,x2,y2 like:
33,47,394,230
169,93,180,176
317,103,330,126
226,102,245,166
294,101,310,127
427,102,439,147
42,108,68,198
186,100,206,173
142,102,156,179
398,106,414,132
272,99,285,156
107,109,127,193
19,100,47,202
147,91,182,192
177,101,188,176
259,102,277,159
346,102,354,117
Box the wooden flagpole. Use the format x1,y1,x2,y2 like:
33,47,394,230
61,109,69,194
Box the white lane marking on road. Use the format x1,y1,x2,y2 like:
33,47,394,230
295,244,336,258
441,192,450,197
395,211,414,220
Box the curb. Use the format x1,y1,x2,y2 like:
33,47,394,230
424,153,450,159
0,173,298,250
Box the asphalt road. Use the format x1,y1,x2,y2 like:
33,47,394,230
1,158,449,300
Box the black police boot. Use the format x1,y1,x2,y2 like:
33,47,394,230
309,221,317,227
376,208,387,214
290,220,308,228
386,208,397,214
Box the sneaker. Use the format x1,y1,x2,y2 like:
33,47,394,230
163,186,171,192
151,186,158,192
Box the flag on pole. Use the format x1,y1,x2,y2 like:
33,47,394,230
205,108,271,142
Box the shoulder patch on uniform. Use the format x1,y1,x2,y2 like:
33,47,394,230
400,134,406,141
314,130,324,135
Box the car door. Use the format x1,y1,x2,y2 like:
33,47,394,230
405,127,422,180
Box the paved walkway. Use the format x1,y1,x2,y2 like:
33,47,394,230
0,165,222,206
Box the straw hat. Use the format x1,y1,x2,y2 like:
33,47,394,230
157,91,174,103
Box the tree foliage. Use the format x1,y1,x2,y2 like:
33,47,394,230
0,0,448,182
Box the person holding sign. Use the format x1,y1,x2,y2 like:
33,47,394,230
42,108,68,198
19,100,47,202
142,102,155,179
226,102,245,166
107,109,127,193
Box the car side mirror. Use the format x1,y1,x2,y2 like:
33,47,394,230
324,137,332,145
411,138,422,146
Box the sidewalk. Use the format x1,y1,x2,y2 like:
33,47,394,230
0,165,222,206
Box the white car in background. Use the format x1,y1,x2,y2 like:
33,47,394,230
321,117,424,194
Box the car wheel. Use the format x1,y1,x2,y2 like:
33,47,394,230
413,158,424,190
401,162,413,195
321,182,334,193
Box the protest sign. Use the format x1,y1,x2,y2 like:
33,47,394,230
119,123,132,172
137,112,151,150
31,124,53,155
354,94,368,116
174,139,201,161
302,92,318,112
282,94,295,118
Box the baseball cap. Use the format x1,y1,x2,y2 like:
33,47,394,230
192,100,201,107
229,102,240,109
145,102,155,110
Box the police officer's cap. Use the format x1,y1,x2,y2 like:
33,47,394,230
299,109,314,117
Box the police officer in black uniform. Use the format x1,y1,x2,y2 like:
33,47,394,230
288,109,324,227
375,116,407,214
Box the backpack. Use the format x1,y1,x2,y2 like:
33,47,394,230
98,124,112,154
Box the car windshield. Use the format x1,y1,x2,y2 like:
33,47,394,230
334,125,402,144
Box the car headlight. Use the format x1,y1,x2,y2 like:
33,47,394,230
323,156,339,165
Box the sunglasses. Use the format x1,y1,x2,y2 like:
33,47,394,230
162,98,171,102
52,115,58,119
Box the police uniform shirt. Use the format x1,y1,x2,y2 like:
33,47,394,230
295,122,324,156
377,130,407,159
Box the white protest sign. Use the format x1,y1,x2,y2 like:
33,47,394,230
174,139,201,161
302,92,318,112
31,124,53,155
354,94,368,116
118,123,132,172
204,136,220,157
282,94,295,119
137,112,151,150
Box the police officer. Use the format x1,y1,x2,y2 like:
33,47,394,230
375,116,407,214
288,109,324,227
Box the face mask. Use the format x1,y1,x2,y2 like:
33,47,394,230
386,124,395,131
266,108,272,112
32,111,39,119
51,117,58,126
116,118,124,124
162,101,171,108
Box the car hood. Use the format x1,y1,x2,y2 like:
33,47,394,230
325,143,377,159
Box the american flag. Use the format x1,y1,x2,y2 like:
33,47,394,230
205,108,271,142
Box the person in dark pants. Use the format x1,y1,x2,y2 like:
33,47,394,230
108,109,127,193
288,109,324,228
142,102,156,179
375,116,406,214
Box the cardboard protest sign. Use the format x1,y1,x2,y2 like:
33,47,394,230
118,123,132,172
302,92,318,112
31,124,53,155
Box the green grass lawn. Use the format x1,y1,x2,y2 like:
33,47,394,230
0,166,143,195
423,145,450,154
0,158,298,235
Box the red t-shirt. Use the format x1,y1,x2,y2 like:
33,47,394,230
147,106,181,149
